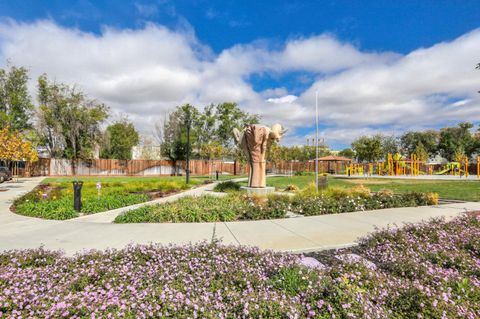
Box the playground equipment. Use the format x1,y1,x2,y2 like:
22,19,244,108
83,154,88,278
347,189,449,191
345,154,479,178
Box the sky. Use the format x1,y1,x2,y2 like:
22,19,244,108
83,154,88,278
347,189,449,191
0,0,479,149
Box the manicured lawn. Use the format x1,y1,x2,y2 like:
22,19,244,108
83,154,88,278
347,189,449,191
263,175,480,201
1,215,478,318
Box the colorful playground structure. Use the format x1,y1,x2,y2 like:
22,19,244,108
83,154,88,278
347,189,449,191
345,154,480,178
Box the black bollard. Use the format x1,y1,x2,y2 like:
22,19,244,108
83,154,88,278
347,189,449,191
215,170,219,181
72,181,84,212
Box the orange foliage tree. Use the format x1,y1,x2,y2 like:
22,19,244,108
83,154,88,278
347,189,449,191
0,126,38,163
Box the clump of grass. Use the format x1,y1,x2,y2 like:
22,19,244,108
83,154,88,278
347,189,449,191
213,181,241,192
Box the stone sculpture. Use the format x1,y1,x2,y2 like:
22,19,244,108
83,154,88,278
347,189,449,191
233,123,287,188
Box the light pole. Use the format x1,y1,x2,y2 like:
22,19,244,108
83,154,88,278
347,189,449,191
315,90,319,192
185,107,191,184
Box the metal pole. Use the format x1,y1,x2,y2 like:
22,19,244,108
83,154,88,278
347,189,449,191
315,90,319,192
186,108,191,184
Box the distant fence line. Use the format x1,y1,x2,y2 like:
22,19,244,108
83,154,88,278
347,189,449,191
21,158,345,177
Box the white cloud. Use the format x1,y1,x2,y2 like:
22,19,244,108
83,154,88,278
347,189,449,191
0,19,479,147
267,95,297,104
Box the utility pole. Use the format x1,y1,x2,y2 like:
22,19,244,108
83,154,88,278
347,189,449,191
315,90,319,192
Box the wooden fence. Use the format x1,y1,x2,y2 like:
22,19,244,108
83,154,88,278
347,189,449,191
20,158,346,177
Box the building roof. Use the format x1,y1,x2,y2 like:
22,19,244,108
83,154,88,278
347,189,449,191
316,155,352,162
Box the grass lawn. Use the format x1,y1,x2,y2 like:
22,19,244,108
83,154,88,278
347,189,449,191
262,175,480,201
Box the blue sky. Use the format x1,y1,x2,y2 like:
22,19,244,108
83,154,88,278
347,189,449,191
0,0,479,149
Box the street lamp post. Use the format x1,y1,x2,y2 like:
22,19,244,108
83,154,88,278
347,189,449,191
315,91,319,192
186,107,191,184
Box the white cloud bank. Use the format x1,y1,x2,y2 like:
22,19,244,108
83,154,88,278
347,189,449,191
0,19,479,147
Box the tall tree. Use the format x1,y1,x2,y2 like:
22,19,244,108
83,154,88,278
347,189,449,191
100,118,139,160
0,64,34,131
381,135,400,156
36,75,108,160
400,130,439,156
414,142,429,161
351,135,384,162
214,102,260,149
160,104,200,167
338,148,355,158
437,122,476,161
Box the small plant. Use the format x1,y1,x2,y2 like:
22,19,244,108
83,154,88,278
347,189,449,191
213,180,241,192
284,184,299,192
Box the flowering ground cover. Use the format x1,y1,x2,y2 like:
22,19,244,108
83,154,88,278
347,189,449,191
114,185,438,223
0,215,479,318
12,176,199,220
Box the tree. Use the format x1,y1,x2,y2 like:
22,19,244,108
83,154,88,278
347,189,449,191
414,142,429,162
100,119,139,160
0,126,38,165
214,102,260,149
400,130,439,156
138,136,162,160
159,102,259,162
338,148,355,158
160,104,201,170
351,135,384,162
438,122,476,161
381,135,400,156
36,75,108,161
199,141,226,160
0,64,34,131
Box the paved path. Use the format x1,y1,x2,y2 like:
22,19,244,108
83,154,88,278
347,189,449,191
1,177,479,256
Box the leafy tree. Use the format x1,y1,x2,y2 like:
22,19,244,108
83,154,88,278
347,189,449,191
351,135,384,162
437,122,476,161
338,148,355,158
100,119,139,160
454,146,467,163
199,141,226,160
36,75,108,161
0,126,38,164
214,102,260,149
160,104,201,168
0,64,34,131
400,130,439,156
160,102,259,163
381,135,400,156
414,142,429,161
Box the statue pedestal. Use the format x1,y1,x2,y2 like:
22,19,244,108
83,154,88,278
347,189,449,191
240,186,275,195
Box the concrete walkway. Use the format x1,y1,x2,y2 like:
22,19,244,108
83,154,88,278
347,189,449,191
1,177,479,255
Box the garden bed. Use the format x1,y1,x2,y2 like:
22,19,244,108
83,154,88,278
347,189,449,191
114,185,439,223
0,215,478,318
11,177,199,220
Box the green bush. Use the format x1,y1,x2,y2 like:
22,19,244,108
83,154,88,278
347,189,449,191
213,181,241,192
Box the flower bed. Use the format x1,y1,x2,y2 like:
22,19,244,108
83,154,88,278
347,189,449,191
12,178,194,220
115,186,438,223
0,215,479,318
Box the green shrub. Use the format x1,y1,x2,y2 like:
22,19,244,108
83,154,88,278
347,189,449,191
213,181,241,192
